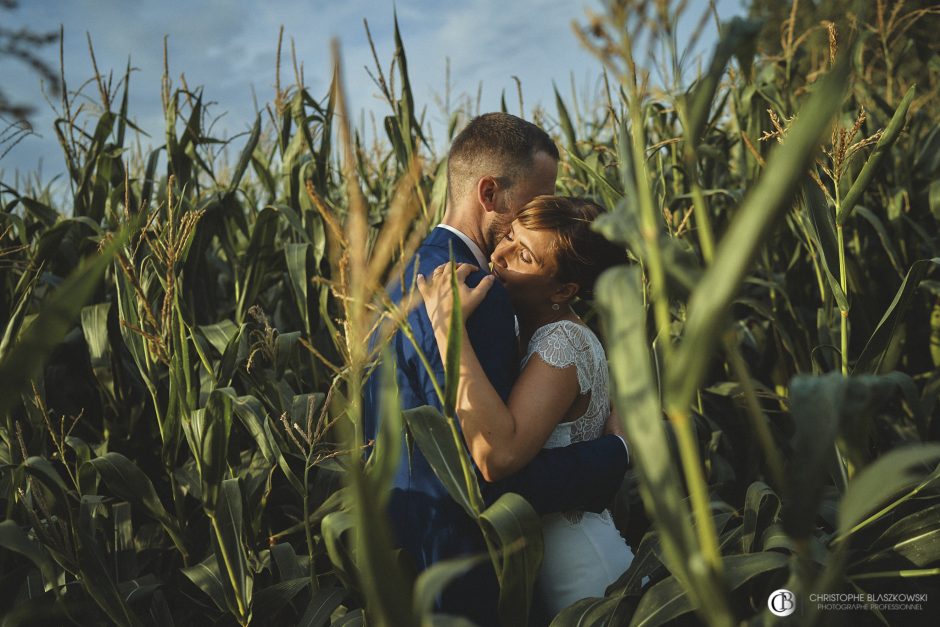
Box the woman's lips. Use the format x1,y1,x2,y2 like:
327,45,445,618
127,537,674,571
491,266,505,283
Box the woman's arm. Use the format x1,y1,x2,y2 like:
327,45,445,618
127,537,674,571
417,263,581,481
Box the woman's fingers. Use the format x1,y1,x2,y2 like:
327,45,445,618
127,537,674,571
462,274,495,316
430,262,477,278
417,262,493,322
419,262,485,300
473,274,496,298
415,273,428,298
425,262,480,286
455,263,479,281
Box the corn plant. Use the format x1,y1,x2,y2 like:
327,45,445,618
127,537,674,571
1,1,939,626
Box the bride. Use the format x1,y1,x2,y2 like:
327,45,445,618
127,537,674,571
416,195,634,618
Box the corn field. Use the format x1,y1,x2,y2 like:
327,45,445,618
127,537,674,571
1,1,939,626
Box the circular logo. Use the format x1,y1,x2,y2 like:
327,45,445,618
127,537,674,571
768,589,796,617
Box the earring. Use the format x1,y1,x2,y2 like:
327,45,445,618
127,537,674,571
552,303,560,311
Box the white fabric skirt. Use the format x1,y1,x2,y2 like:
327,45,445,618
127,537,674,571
535,510,634,618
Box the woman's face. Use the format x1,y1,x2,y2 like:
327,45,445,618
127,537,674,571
490,220,562,313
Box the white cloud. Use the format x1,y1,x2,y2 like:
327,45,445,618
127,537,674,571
1,0,744,182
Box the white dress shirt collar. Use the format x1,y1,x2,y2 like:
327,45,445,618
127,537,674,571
435,224,489,269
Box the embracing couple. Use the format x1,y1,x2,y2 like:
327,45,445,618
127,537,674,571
363,113,633,625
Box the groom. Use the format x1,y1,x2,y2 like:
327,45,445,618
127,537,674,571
363,112,629,625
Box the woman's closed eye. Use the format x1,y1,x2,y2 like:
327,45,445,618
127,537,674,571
506,229,533,263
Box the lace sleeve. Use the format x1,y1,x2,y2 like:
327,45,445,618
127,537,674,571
522,322,594,395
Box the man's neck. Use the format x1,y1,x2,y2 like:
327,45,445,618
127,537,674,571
440,209,489,258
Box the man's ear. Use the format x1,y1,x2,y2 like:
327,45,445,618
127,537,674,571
477,175,499,213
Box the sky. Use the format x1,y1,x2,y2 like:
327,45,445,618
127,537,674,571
0,0,746,186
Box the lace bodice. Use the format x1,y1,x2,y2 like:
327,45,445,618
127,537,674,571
521,320,609,450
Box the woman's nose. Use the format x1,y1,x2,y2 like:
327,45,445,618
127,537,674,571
491,245,508,267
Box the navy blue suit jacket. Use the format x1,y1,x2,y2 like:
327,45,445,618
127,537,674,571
363,227,628,625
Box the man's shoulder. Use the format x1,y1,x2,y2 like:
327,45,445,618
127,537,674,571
391,228,515,337
415,229,474,269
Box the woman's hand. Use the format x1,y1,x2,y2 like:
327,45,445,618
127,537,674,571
416,262,495,330
604,405,625,438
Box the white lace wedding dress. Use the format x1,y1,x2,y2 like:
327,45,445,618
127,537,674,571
522,320,634,617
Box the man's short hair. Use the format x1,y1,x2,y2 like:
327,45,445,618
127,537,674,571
447,112,559,203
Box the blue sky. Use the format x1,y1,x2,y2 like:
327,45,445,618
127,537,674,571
0,0,745,185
